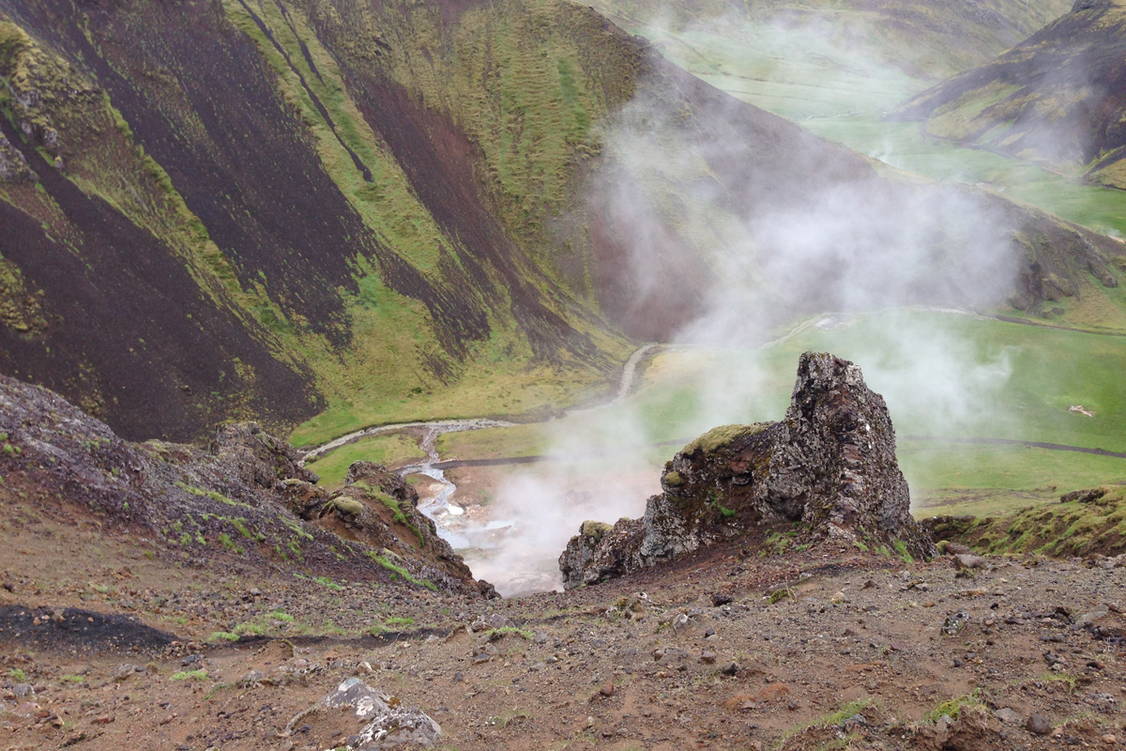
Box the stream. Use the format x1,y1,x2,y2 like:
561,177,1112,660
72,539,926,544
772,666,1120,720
301,344,660,549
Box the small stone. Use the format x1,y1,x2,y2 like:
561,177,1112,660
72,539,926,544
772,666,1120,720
699,651,717,665
598,682,615,697
720,663,738,676
953,554,987,570
711,593,733,606
994,707,1021,724
942,611,970,635
1025,713,1052,735
238,670,265,686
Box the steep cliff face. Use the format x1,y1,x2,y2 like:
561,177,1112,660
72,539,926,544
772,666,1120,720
897,0,1126,189
560,352,935,589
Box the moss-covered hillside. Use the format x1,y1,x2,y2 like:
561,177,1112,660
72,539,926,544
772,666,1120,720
897,0,1126,188
0,0,1119,444
925,486,1126,557
0,0,642,441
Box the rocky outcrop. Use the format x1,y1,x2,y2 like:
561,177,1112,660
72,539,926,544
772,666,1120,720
0,374,485,595
560,352,936,588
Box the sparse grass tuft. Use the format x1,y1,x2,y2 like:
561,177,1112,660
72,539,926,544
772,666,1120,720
170,669,210,681
924,689,983,722
207,631,240,642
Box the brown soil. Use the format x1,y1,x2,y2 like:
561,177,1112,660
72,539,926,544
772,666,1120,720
1,495,1122,751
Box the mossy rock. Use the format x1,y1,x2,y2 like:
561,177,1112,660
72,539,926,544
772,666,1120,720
325,496,365,516
580,520,612,538
682,423,770,455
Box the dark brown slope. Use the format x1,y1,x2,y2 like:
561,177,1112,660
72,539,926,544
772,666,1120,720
897,0,1126,188
0,0,630,440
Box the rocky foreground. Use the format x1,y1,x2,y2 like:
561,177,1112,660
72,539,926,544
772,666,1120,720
0,359,1123,749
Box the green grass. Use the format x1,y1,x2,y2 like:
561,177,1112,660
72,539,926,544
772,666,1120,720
170,669,210,681
776,698,873,748
207,631,240,642
306,433,427,487
906,444,1126,517
384,616,415,627
366,551,437,591
620,15,1126,243
436,422,549,461
924,690,983,722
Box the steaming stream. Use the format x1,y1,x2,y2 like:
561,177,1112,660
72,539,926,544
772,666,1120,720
397,344,660,548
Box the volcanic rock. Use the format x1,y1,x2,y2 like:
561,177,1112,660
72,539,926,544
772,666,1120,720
0,373,481,594
560,352,935,588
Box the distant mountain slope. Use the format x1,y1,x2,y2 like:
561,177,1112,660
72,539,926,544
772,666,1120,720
0,0,1118,444
587,0,1072,78
897,0,1126,189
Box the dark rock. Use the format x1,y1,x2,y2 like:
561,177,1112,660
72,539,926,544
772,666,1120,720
1025,713,1052,735
560,353,935,588
0,375,482,595
711,593,733,606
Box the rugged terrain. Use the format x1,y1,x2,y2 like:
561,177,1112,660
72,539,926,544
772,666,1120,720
560,352,935,588
898,0,1126,189
1,488,1123,750
1,362,1123,749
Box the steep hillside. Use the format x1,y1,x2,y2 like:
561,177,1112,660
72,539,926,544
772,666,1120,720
588,0,1071,79
0,0,637,443
0,0,1119,447
897,0,1126,189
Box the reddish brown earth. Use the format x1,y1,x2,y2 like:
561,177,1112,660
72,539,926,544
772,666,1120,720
1,505,1123,750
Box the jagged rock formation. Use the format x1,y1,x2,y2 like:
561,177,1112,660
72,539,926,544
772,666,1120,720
560,352,935,588
897,0,1126,188
0,373,485,595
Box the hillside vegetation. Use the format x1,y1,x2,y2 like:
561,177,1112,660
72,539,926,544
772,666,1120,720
0,0,1121,447
898,0,1126,189
0,0,639,441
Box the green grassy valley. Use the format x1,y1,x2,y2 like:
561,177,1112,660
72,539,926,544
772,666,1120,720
600,4,1126,246
0,0,1122,545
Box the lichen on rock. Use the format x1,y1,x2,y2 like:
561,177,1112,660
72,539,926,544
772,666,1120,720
560,352,936,588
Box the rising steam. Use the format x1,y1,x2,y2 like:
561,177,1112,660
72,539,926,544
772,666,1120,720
469,9,1035,596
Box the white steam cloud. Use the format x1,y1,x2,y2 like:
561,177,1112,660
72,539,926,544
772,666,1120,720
472,9,1035,596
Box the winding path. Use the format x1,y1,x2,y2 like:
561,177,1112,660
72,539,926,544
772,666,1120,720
300,342,661,466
